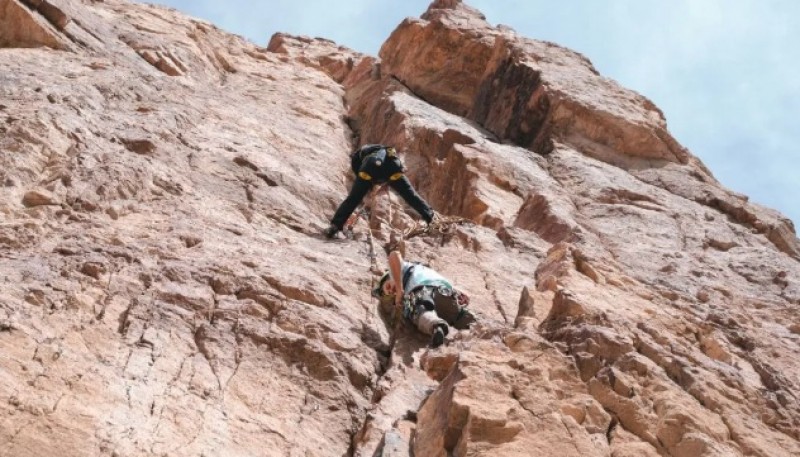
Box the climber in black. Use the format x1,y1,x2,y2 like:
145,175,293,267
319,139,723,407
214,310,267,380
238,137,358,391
324,144,435,238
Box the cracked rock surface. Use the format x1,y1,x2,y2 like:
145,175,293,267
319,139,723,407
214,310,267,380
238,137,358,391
1,0,799,456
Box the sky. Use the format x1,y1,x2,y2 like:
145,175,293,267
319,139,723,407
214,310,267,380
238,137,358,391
154,0,800,227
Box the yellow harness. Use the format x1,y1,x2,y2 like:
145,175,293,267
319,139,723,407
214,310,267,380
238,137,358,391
358,147,403,181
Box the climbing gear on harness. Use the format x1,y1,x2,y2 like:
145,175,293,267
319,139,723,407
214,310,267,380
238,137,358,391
400,284,474,329
401,293,418,320
402,286,435,320
432,285,470,307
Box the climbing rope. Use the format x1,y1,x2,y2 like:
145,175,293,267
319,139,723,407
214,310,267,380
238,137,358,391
401,214,470,240
348,187,472,255
353,187,472,318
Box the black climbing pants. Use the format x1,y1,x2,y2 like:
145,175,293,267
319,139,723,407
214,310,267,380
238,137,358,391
330,176,434,230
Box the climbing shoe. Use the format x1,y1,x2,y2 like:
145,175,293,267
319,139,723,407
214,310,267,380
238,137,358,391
430,324,447,348
323,224,340,239
426,213,441,231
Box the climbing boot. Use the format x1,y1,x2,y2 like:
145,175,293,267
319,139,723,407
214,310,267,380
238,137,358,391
430,324,448,348
323,224,340,239
426,212,442,232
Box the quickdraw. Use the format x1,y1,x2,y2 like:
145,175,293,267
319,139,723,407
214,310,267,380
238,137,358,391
402,295,416,320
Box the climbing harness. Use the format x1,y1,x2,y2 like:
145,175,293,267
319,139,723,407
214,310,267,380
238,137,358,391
355,145,400,182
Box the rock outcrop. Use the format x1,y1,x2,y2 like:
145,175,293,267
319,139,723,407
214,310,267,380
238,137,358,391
1,0,798,456
0,0,67,48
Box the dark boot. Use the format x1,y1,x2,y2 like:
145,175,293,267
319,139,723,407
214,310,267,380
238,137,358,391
323,224,340,239
430,324,448,348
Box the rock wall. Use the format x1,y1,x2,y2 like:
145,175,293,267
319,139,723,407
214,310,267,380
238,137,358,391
0,0,67,49
0,0,798,456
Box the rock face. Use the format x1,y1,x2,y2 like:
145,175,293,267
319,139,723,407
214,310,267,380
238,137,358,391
0,0,67,48
0,0,798,456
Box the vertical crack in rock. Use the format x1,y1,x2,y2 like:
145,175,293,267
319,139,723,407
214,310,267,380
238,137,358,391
472,50,551,153
483,271,509,324
559,414,587,455
193,324,222,391
540,285,800,457
2,0,799,456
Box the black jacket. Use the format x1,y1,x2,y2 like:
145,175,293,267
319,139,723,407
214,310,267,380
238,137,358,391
349,144,404,182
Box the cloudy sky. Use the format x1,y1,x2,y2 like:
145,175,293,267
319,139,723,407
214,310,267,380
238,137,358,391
155,0,800,226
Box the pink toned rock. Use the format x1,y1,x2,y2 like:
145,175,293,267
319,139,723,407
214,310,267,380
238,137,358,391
380,0,689,166
0,0,65,48
267,32,373,85
21,189,58,207
0,0,799,456
36,0,70,30
414,337,610,456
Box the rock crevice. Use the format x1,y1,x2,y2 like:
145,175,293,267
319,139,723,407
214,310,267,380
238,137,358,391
1,0,798,456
